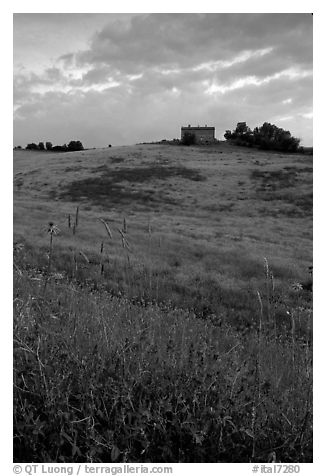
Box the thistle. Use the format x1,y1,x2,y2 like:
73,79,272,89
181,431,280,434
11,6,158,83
42,222,60,294
44,222,60,236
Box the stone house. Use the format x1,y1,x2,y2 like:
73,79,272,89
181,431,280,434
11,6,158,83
181,124,215,144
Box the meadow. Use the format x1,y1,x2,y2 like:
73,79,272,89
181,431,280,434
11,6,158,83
13,142,313,462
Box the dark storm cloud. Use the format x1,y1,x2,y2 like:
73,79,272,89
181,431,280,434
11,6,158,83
75,13,312,74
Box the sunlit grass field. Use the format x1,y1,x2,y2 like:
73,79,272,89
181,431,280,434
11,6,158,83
13,142,312,462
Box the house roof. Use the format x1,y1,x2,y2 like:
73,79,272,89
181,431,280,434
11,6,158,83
181,126,215,130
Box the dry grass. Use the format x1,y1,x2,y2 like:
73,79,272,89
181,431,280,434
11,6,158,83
14,143,312,279
13,143,312,462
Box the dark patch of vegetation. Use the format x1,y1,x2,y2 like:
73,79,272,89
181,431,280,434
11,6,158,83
25,143,40,150
259,192,313,218
292,193,313,213
251,167,312,216
25,140,84,152
251,169,299,191
110,156,125,163
59,165,205,208
59,180,175,209
101,165,206,183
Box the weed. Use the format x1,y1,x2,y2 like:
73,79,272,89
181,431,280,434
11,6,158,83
13,144,313,463
13,259,313,462
42,222,60,294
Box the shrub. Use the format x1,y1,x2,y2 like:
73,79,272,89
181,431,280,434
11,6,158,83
52,144,68,152
26,143,39,150
224,130,233,140
225,122,301,152
67,140,84,151
24,141,84,153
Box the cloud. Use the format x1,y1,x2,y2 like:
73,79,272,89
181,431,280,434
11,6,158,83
13,13,313,146
300,112,313,119
205,67,312,95
73,14,312,73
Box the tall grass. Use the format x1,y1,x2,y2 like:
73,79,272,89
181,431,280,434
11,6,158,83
42,222,60,294
13,218,312,463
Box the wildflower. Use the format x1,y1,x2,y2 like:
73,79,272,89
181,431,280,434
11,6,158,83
45,222,60,235
291,282,303,291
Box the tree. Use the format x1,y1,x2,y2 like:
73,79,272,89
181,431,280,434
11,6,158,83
52,144,68,152
224,130,233,140
46,142,53,151
38,142,45,150
254,123,300,152
224,121,300,152
26,143,39,150
67,140,84,151
235,122,251,136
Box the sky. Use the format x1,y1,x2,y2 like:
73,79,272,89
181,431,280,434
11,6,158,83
13,13,313,147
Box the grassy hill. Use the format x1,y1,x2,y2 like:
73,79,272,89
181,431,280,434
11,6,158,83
13,142,313,462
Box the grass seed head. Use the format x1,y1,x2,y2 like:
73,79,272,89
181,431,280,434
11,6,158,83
44,222,60,235
99,218,113,239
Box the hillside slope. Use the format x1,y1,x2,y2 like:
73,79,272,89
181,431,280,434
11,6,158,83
14,142,312,305
13,143,313,462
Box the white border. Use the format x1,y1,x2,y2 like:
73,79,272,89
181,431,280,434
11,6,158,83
4,3,322,474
